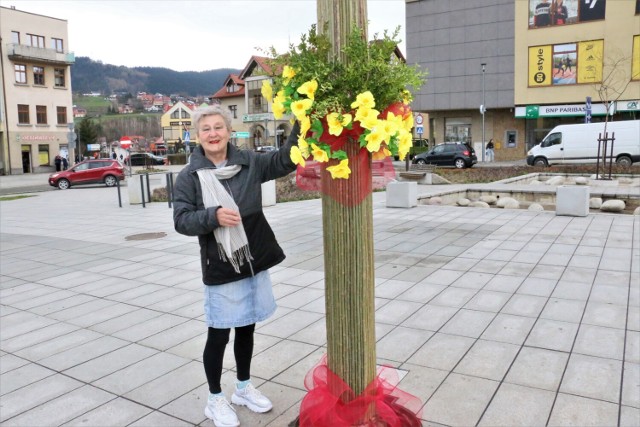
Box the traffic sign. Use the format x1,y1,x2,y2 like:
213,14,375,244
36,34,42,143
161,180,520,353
416,125,424,135
415,114,423,125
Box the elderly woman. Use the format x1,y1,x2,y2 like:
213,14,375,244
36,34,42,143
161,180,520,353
173,104,298,427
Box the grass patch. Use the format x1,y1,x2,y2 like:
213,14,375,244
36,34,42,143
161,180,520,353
0,195,36,201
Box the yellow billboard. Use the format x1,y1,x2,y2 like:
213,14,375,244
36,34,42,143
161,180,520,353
528,45,552,86
577,40,603,84
633,35,640,81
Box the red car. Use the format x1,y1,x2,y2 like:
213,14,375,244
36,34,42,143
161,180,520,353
48,159,125,189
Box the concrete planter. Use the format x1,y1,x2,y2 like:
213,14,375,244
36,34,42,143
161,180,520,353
386,181,418,208
262,180,276,207
556,185,589,217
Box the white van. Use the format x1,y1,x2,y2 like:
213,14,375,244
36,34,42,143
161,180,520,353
526,120,640,167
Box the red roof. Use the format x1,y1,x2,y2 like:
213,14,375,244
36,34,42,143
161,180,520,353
211,74,245,99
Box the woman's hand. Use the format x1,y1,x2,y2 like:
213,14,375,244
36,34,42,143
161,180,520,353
216,207,241,227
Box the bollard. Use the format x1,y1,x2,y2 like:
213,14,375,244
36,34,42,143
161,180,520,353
140,174,146,208
116,178,122,208
145,173,151,203
166,172,173,208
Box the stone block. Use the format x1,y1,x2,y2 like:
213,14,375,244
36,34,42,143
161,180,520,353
556,185,589,217
386,181,417,208
262,180,276,207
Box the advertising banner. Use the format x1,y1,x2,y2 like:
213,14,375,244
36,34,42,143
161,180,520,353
528,45,553,86
577,39,603,84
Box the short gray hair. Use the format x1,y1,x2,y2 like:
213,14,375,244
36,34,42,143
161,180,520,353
191,104,232,131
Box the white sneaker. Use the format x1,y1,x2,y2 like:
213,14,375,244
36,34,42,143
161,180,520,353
204,395,240,427
231,383,273,413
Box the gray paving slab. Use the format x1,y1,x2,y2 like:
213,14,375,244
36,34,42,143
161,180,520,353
1,174,638,426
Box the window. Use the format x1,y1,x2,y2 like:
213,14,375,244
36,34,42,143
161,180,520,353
171,110,181,119
38,144,50,165
51,38,63,52
33,66,45,85
54,68,65,87
253,95,262,107
57,106,67,124
15,64,27,84
36,105,47,124
229,105,237,118
25,33,45,48
18,104,30,124
11,31,19,44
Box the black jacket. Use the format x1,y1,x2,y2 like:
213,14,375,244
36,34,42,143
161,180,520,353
173,125,298,285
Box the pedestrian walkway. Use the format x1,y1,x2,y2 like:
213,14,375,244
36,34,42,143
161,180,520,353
1,178,638,426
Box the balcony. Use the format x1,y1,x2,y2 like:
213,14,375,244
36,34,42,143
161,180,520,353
6,43,75,65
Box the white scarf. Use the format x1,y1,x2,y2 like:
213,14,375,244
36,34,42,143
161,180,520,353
197,166,252,273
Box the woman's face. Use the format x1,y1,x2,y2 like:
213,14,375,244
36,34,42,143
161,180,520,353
197,114,230,162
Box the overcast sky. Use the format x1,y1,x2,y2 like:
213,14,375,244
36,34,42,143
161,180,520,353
2,0,406,72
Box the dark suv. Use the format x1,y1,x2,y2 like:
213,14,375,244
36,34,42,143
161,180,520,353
412,143,477,169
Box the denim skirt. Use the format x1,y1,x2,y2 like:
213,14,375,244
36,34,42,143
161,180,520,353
203,270,277,329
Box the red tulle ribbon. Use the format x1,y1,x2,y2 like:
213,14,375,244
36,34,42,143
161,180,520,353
299,356,423,427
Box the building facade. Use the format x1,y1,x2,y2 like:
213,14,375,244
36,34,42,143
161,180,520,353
406,0,640,161
0,6,75,175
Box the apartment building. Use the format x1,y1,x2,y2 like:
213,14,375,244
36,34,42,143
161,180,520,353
0,6,75,175
406,0,640,161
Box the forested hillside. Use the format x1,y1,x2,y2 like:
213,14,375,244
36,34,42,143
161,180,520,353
71,57,240,96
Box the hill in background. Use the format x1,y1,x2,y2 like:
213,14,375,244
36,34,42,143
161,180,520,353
71,57,241,97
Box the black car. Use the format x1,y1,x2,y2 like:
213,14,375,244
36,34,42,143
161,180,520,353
412,143,477,169
128,152,166,166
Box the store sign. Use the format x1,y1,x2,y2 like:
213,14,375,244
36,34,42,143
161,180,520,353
617,100,640,112
233,131,251,138
515,103,611,118
242,113,273,122
15,134,56,141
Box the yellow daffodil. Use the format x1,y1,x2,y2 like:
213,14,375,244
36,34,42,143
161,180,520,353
282,66,296,83
297,137,310,158
326,159,351,179
350,91,375,110
299,115,311,136
372,146,391,160
290,99,313,121
297,80,318,100
385,111,404,129
261,80,273,103
364,128,386,153
310,143,329,162
290,146,305,167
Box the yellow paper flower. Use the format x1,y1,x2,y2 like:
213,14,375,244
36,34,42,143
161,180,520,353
282,66,296,83
385,111,404,129
326,159,351,179
290,146,306,167
273,99,286,119
290,99,313,121
379,119,399,140
297,80,318,100
311,143,329,162
297,137,310,158
372,146,391,160
365,127,386,153
403,114,414,131
350,91,375,110
402,89,413,104
261,80,273,103
397,129,412,160
299,115,311,136
355,108,380,130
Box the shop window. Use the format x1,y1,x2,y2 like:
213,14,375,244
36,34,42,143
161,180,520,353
18,104,29,124
38,144,50,165
15,64,26,84
36,105,47,124
57,106,67,124
54,68,65,87
33,66,45,85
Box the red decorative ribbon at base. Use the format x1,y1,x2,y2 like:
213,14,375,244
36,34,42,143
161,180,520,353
296,157,396,194
299,356,423,427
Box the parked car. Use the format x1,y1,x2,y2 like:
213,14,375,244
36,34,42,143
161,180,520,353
255,146,277,153
128,152,166,166
412,143,477,169
48,159,125,189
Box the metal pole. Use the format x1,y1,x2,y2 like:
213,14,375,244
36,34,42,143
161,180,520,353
481,63,486,163
116,177,122,208
140,174,146,208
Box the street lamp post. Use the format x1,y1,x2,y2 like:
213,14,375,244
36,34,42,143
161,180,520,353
481,63,486,162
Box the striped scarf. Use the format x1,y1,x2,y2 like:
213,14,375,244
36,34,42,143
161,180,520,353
197,166,252,273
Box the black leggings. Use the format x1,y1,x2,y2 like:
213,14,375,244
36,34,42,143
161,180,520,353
203,324,255,394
